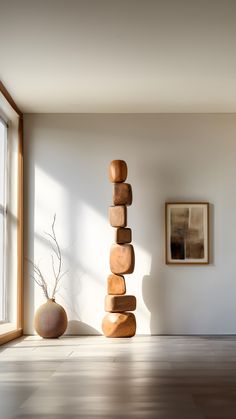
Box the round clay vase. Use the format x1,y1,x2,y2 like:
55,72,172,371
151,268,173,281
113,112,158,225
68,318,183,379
34,299,68,338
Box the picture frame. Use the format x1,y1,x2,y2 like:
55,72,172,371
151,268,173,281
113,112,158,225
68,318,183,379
165,202,209,265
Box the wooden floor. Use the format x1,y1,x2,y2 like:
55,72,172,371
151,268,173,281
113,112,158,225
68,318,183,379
1,336,236,418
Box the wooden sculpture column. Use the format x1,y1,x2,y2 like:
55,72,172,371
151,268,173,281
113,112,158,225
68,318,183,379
102,160,136,338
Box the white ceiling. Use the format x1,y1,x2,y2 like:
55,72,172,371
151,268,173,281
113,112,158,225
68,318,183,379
1,0,236,113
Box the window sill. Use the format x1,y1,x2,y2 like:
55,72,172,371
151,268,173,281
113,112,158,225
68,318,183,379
0,322,17,334
0,326,23,346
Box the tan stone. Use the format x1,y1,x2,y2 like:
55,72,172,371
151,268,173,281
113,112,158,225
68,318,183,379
105,295,136,312
109,206,127,227
113,183,132,206
107,274,126,295
110,243,135,274
102,312,136,337
109,160,127,183
115,227,132,244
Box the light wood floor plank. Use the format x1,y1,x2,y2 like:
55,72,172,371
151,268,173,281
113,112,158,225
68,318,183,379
1,336,236,418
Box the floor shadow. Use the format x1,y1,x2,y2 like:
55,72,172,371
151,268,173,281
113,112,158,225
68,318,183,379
66,320,100,335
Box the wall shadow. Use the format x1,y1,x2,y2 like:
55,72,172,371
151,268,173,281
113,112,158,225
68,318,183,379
142,203,215,335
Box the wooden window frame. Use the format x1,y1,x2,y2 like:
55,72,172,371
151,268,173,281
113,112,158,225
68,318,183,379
0,81,23,345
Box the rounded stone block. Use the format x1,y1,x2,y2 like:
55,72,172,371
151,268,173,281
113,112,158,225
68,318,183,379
110,243,135,274
105,295,136,312
107,274,126,295
109,160,128,183
113,183,132,206
115,227,132,244
109,205,127,227
102,312,136,338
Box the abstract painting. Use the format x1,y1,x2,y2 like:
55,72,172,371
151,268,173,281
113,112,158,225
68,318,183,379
165,203,209,264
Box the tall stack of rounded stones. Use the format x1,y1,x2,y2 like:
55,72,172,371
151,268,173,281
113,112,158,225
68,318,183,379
102,160,136,338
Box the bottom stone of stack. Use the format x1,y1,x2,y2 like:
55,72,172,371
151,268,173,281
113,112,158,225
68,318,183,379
102,312,136,338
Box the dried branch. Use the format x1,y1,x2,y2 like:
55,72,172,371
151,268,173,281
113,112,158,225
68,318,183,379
48,214,62,299
28,214,67,300
27,259,49,300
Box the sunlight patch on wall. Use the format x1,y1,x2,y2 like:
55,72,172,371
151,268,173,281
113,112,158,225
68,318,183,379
125,242,152,334
30,172,152,335
33,166,67,309
78,203,112,277
62,202,112,333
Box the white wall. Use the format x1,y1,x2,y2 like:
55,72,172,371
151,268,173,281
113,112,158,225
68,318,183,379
24,114,236,335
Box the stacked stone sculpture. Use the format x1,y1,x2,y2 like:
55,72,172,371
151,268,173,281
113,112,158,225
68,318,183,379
102,160,136,338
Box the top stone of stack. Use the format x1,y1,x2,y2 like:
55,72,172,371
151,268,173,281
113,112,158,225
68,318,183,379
109,160,127,183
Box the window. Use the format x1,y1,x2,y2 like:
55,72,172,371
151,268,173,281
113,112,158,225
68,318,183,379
0,119,7,322
0,81,23,344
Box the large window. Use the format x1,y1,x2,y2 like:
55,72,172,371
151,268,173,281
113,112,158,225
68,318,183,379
0,119,7,323
0,81,23,345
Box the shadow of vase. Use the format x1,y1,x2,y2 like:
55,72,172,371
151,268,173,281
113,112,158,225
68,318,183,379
66,320,101,335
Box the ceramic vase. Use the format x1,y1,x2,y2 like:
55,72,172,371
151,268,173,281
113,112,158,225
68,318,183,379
34,298,68,338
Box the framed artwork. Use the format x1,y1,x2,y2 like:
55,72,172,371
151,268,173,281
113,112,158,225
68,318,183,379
165,202,209,265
